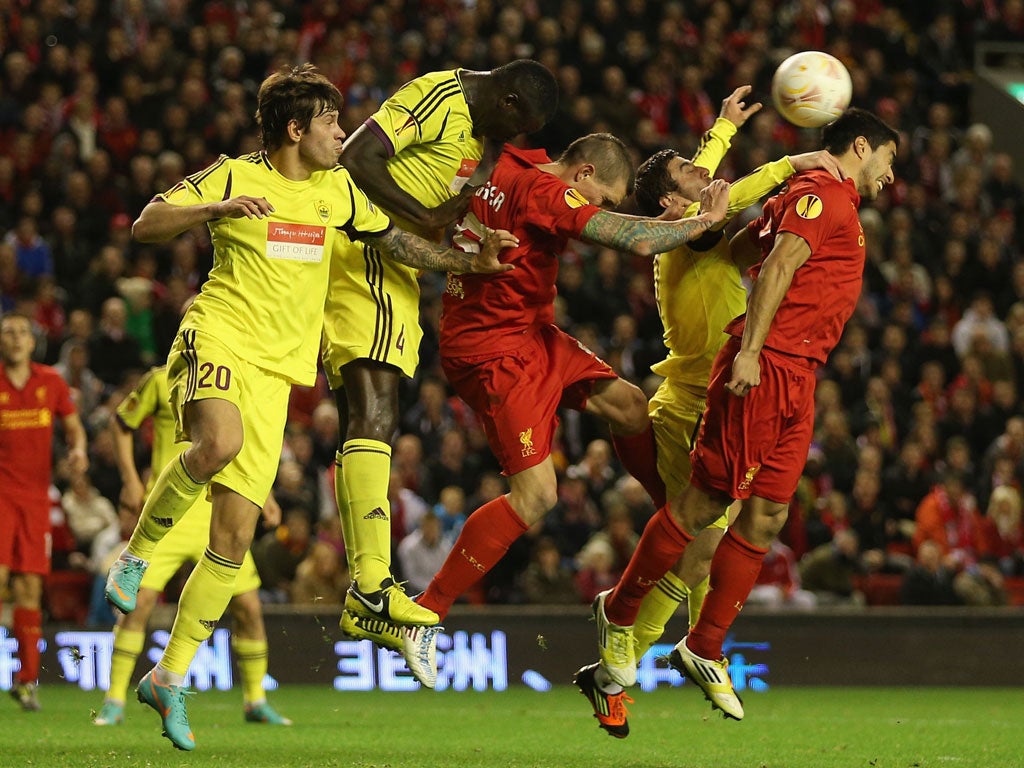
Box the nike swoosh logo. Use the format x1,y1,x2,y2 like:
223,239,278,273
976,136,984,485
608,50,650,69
352,591,385,613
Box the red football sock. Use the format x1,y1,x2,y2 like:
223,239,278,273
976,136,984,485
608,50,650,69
687,528,768,660
605,505,692,626
13,607,43,683
419,496,528,620
611,423,666,507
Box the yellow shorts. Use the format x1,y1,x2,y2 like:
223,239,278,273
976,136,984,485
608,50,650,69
321,239,422,389
649,378,728,531
139,494,261,595
167,328,291,506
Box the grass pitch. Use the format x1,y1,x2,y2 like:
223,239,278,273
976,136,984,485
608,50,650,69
2,685,1019,768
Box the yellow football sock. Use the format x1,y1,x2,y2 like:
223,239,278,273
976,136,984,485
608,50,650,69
687,575,710,629
160,548,240,676
231,636,268,705
334,450,358,584
341,439,392,588
126,455,205,561
634,571,689,659
106,626,145,704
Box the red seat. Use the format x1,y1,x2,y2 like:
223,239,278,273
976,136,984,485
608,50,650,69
854,573,904,606
44,570,93,624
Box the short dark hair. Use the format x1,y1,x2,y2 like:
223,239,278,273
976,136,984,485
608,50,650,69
557,133,634,190
822,107,899,156
256,64,343,151
491,59,559,125
634,149,682,217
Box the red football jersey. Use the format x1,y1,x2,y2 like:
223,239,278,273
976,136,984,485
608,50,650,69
0,362,76,495
728,170,865,365
440,145,602,356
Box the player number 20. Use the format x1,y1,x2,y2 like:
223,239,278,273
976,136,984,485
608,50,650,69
197,362,232,391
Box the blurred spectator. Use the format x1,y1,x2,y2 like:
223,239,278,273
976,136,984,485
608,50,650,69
566,438,617,503
799,530,875,605
574,538,619,604
387,469,429,544
951,293,1010,358
86,296,142,388
252,508,312,603
401,376,457,457
953,559,1007,606
900,540,961,606
977,485,1024,576
289,541,349,605
396,511,452,595
6,216,53,279
912,472,979,565
61,472,117,551
579,505,638,575
520,536,579,605
53,340,103,417
747,540,817,611
432,485,467,542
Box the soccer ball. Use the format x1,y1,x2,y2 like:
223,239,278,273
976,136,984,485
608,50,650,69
771,51,852,128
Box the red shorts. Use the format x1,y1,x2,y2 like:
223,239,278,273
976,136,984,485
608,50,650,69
690,336,816,504
442,324,617,475
0,492,52,575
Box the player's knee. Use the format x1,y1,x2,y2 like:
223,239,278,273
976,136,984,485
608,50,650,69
345,409,397,442
510,485,558,523
190,431,243,477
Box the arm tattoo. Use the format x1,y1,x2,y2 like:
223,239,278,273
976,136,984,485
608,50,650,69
364,228,473,273
580,211,714,255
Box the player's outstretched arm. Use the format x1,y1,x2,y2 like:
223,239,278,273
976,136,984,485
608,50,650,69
788,150,845,181
726,232,811,397
364,226,517,275
132,197,275,243
342,126,496,232
580,178,730,256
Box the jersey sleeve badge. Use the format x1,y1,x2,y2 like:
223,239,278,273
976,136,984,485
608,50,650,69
564,188,590,209
795,194,823,219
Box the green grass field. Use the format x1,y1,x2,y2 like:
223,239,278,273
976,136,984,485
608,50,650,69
2,685,1020,768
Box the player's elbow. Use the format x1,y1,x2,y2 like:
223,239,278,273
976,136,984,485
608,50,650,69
131,214,161,243
631,240,656,258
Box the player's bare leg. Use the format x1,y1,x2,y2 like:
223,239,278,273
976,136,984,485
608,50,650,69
671,495,786,720
335,360,437,626
107,399,243,613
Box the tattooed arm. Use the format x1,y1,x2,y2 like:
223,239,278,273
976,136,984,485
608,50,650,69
364,226,518,275
580,178,731,257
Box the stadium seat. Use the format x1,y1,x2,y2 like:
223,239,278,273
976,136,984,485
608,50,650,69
44,570,93,624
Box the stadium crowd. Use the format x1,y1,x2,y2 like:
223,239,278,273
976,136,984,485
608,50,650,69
3,0,1024,619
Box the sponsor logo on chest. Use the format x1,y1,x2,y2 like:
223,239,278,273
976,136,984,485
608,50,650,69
450,158,480,193
266,222,326,262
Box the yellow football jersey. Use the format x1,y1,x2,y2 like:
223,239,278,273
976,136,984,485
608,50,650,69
652,119,796,394
116,366,180,488
364,69,483,236
159,153,391,385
